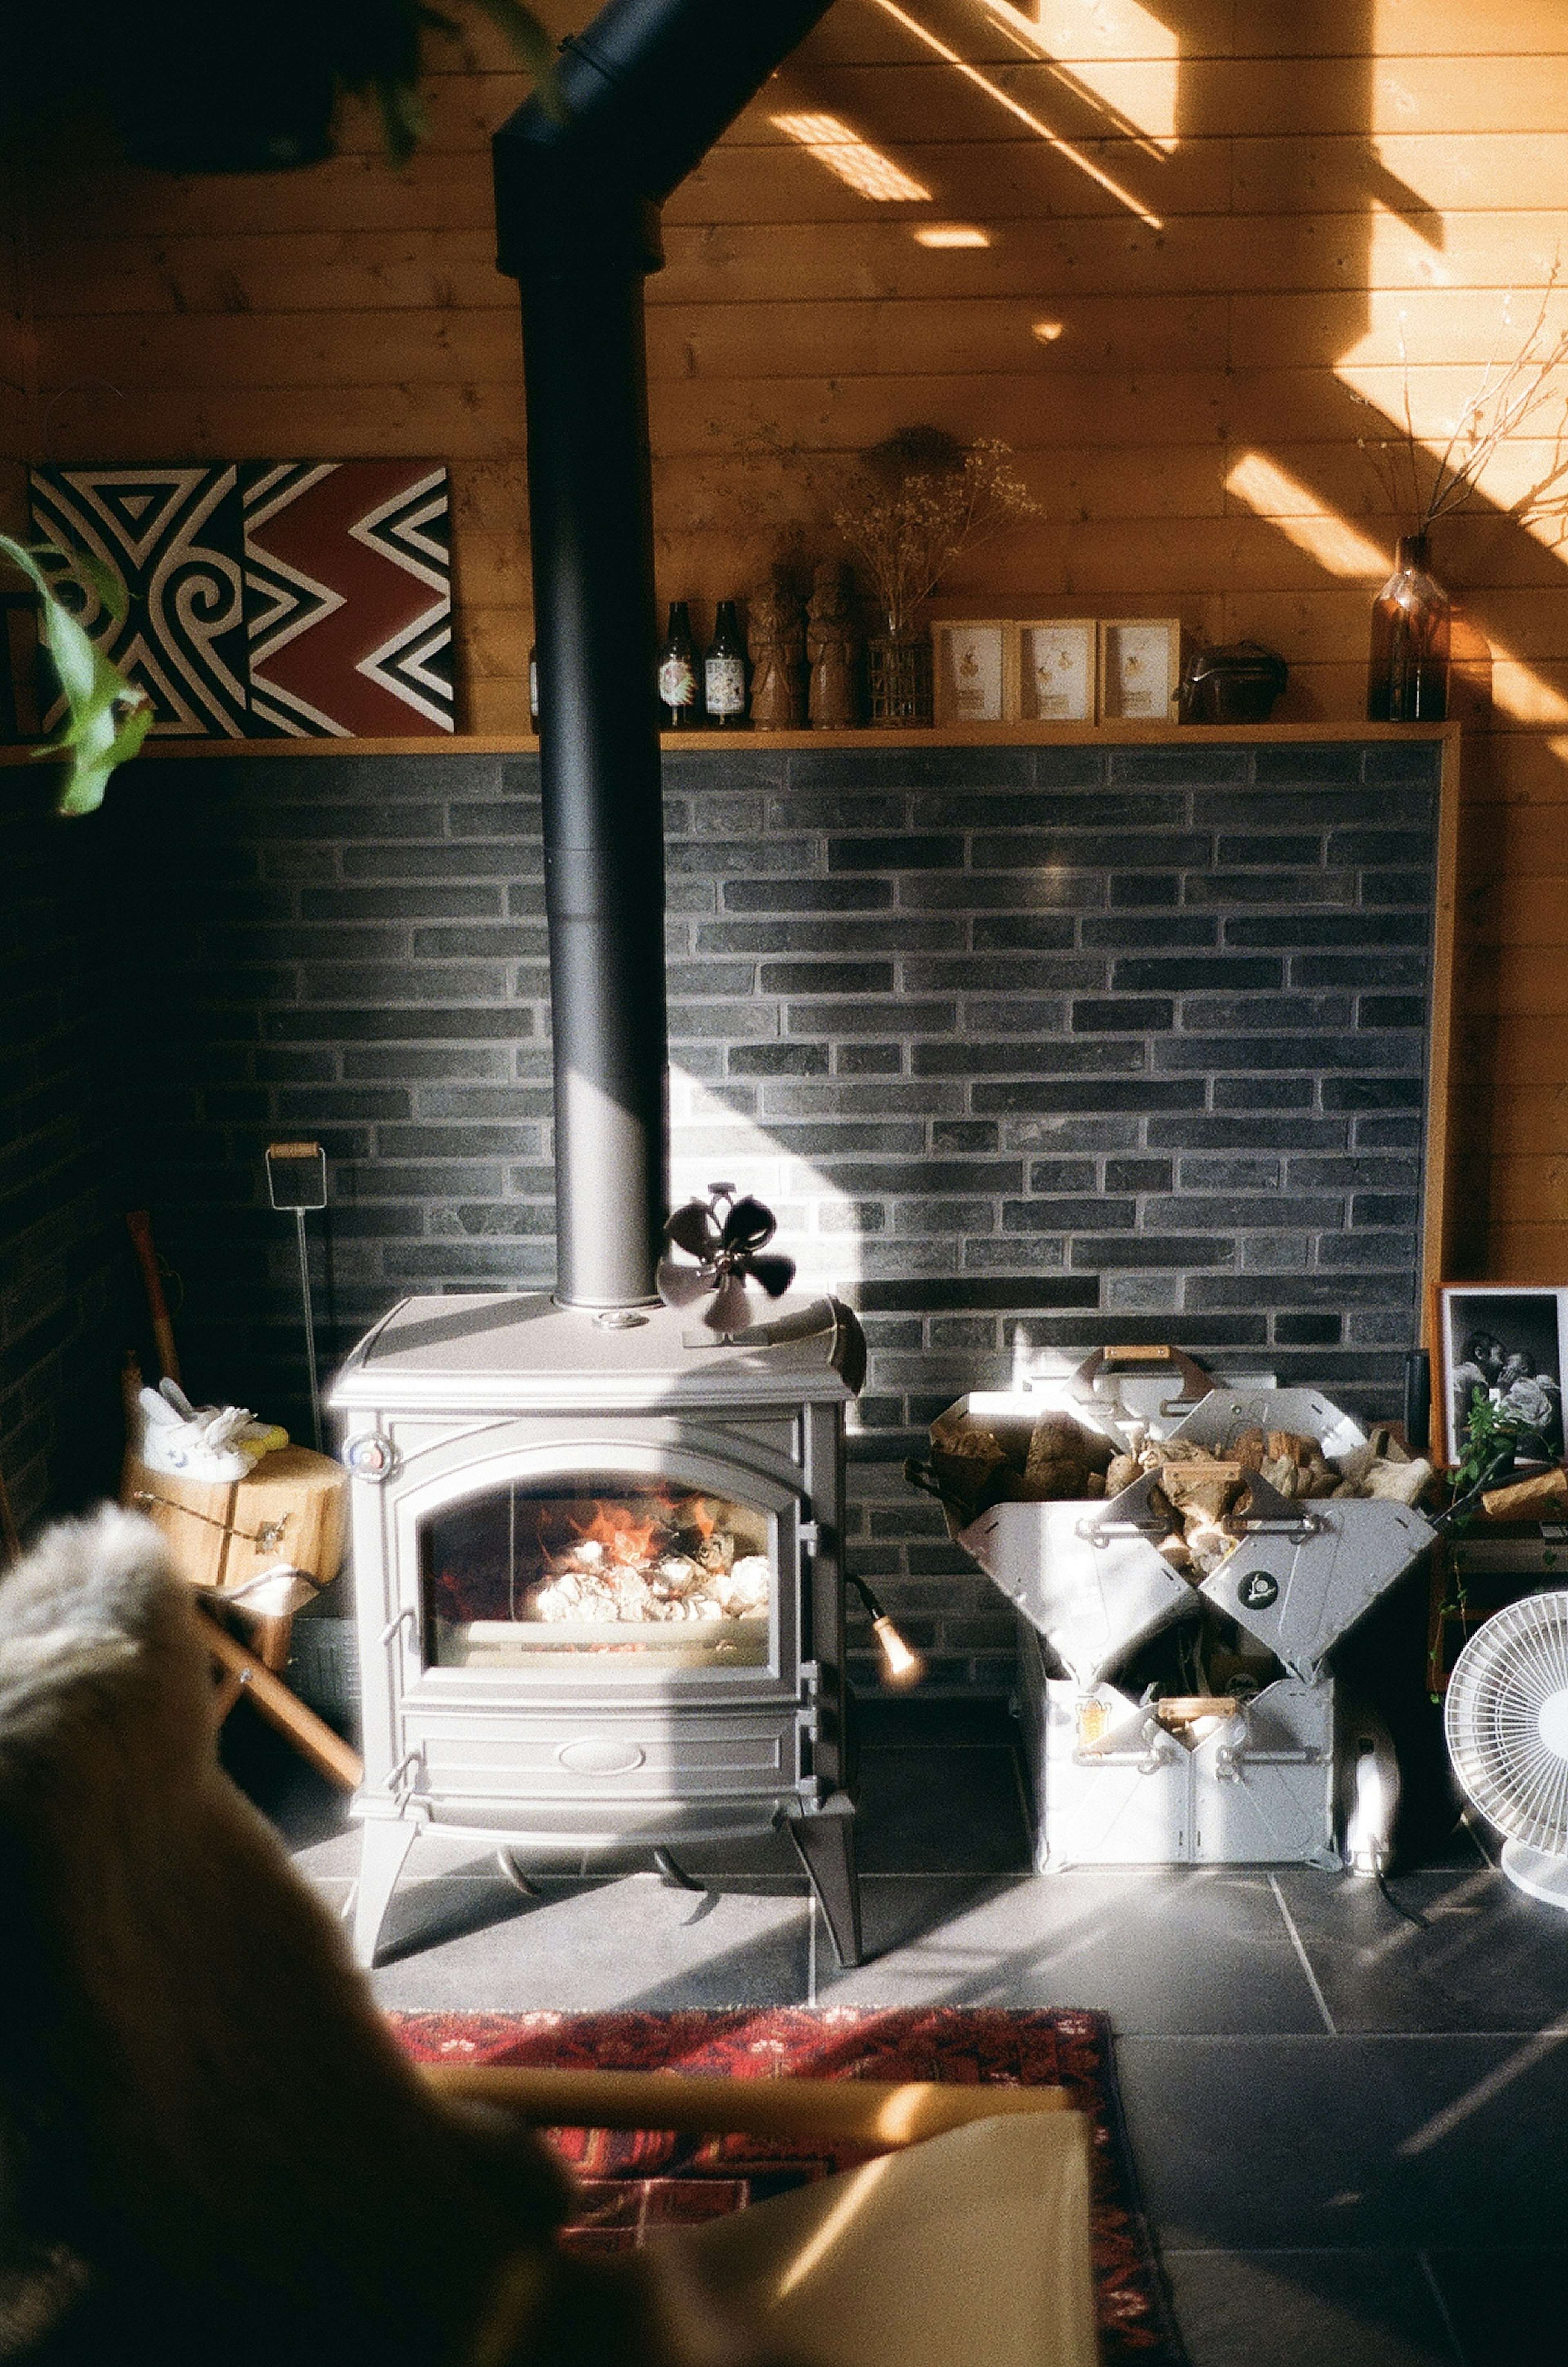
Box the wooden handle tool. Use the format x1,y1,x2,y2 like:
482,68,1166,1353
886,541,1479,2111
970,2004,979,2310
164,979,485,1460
125,1209,181,1386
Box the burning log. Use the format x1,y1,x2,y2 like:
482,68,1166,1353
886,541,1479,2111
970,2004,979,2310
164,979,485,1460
519,1491,770,1628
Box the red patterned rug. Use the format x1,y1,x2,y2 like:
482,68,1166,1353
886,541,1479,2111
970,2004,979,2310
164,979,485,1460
391,2006,1186,2365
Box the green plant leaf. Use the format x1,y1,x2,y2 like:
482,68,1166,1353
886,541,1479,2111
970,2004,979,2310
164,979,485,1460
459,0,565,119
0,531,153,816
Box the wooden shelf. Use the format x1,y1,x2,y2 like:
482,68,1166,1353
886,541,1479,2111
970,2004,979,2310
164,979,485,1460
1,719,1458,766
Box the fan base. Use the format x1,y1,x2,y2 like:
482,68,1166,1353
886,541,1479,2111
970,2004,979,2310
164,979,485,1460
1500,1838,1568,1912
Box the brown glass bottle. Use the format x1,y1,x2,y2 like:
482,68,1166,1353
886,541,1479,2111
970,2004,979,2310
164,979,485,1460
703,599,749,727
657,601,700,728
1368,533,1450,722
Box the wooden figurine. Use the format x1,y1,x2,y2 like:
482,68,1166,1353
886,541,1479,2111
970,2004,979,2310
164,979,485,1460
746,567,806,728
807,562,860,727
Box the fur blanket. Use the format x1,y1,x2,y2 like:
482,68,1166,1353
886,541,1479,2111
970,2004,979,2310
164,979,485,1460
0,1509,733,2367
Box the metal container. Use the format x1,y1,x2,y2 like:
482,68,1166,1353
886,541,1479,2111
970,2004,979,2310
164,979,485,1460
941,1379,1437,1870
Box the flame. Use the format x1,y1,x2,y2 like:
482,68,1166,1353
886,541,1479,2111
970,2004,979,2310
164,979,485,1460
571,1498,667,1567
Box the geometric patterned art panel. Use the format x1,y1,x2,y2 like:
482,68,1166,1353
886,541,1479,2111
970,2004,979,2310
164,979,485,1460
28,465,251,737
241,461,454,736
27,459,455,739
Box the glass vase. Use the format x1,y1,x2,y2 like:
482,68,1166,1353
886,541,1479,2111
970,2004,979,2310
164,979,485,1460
867,631,933,727
1368,533,1450,722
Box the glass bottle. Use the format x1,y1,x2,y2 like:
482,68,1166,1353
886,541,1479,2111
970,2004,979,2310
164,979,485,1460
657,600,700,728
703,599,749,727
1368,533,1450,722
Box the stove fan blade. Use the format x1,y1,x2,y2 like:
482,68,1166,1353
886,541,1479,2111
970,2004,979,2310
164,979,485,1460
666,1199,724,1261
704,1273,756,1334
720,1195,777,1254
746,1252,796,1299
655,1256,715,1308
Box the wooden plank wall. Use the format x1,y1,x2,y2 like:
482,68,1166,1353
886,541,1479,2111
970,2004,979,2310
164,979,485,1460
4,0,1568,1282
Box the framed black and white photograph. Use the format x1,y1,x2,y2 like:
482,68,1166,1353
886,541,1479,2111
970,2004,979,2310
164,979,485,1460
1436,1284,1568,1467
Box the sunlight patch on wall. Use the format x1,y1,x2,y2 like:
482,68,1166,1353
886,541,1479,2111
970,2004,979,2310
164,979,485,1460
869,0,1163,229
914,223,991,248
1225,454,1390,579
669,1066,861,1296
1488,646,1568,726
770,113,933,204
983,1,1179,153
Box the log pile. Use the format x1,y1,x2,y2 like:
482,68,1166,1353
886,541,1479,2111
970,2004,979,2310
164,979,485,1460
925,1406,1115,1525
922,1406,1436,1579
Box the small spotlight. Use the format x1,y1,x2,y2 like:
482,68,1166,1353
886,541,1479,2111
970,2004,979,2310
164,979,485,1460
1032,319,1064,342
914,224,990,249
849,1573,926,1688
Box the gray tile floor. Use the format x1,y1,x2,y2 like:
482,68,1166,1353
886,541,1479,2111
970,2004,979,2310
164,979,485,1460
230,1698,1568,2367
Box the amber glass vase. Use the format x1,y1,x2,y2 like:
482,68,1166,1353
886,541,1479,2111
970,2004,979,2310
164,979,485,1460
1368,533,1450,722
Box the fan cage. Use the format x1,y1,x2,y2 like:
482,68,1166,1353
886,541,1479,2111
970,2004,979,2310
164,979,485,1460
1444,1589,1568,1852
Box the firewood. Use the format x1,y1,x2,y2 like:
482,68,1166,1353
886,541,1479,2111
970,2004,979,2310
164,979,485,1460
1479,1466,1568,1521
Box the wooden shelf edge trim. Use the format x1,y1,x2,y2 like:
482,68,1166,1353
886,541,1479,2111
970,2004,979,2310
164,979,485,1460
1,720,1459,766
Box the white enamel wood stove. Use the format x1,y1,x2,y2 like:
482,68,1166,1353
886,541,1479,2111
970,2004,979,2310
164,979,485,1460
331,1290,862,1967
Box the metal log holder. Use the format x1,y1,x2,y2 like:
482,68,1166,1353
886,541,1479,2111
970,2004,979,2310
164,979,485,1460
935,1363,1437,1870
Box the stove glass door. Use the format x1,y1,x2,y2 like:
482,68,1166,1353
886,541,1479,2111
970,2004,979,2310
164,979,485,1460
419,1471,775,1673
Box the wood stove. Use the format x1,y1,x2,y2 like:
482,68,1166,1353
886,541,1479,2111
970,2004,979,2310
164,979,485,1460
331,1292,863,1967
329,1,862,1972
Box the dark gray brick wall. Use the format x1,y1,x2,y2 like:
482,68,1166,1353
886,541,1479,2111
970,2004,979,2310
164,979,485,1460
0,780,125,1531
102,736,1441,1694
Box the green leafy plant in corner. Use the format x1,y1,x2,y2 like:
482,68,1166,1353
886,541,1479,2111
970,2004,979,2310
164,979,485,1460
0,537,152,816
1451,1384,1556,1504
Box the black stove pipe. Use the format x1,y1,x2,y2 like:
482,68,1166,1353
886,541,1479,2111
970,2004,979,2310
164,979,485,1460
494,0,833,1311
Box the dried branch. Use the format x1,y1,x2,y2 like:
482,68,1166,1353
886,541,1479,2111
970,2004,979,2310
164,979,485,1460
1354,266,1568,542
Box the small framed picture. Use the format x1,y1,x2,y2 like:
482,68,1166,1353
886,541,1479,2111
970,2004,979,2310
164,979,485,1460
1098,618,1181,722
1017,620,1094,722
935,620,1010,723
1435,1284,1568,1468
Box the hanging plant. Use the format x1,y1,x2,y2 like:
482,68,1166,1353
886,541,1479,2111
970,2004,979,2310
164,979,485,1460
2,1,559,173
0,535,153,815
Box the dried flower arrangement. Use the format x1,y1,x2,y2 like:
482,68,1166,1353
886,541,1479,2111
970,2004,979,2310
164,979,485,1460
833,427,1041,641
1354,276,1568,537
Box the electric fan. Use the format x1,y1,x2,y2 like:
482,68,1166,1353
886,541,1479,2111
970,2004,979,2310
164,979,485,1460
1444,1589,1568,1911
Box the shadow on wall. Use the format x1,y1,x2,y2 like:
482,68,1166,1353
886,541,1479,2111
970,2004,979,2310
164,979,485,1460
745,0,1566,1271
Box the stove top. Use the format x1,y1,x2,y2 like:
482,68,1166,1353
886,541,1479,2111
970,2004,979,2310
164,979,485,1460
330,1292,861,1415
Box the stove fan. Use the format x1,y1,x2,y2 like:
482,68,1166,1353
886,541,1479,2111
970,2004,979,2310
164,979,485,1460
657,1183,796,1334
1445,1589,1568,1911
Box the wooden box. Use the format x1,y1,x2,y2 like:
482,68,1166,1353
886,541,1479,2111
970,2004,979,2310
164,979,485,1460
123,1445,347,1595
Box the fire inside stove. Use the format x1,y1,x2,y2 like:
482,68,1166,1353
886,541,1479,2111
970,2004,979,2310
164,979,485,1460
420,1474,774,1669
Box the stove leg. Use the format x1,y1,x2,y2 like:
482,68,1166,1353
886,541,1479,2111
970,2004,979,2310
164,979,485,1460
351,1820,417,1968
496,1848,542,1898
785,1796,863,1968
651,1845,705,1892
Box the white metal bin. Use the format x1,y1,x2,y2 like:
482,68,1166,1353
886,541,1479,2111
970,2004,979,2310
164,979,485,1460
940,1380,1437,1871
